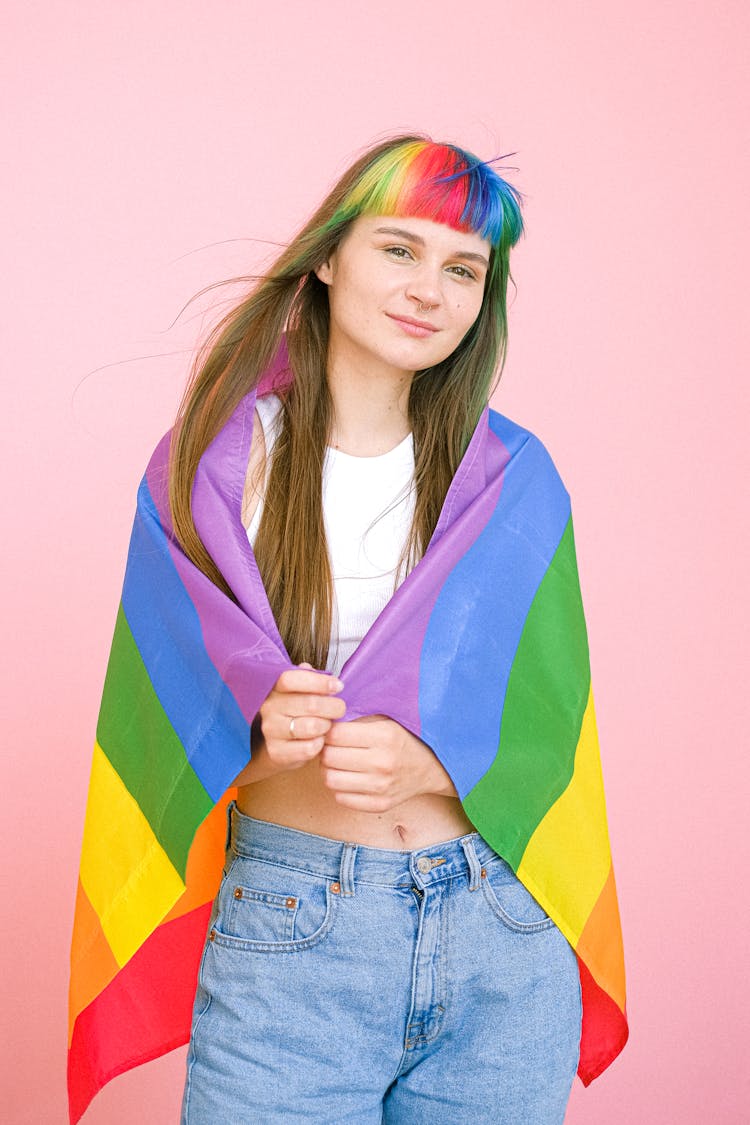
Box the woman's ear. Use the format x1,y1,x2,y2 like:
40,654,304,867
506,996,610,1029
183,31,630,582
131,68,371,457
314,254,335,286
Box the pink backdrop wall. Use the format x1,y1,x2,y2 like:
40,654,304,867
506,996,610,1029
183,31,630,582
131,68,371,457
3,2,748,1121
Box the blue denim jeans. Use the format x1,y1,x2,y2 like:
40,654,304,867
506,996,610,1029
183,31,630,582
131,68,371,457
181,805,581,1124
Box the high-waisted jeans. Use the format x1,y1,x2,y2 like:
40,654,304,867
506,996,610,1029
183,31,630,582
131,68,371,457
181,804,581,1124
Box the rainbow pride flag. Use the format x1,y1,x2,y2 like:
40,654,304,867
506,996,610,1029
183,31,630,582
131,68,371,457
68,380,627,1121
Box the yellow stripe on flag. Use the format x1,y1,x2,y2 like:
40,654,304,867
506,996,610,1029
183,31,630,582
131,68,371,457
79,742,186,967
517,688,612,948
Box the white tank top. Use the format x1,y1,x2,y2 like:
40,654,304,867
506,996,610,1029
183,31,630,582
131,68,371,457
247,394,416,675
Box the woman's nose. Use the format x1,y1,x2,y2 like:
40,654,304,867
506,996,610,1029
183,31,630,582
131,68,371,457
406,267,442,310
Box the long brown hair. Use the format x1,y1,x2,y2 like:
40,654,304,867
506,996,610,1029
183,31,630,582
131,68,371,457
169,134,524,667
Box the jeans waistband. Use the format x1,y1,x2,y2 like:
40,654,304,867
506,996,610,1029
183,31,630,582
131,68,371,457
227,803,503,893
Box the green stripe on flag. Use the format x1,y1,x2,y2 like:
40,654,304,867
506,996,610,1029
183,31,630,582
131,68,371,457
96,604,214,876
463,517,591,867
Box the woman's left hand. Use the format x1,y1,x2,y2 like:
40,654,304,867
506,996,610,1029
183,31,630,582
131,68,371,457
319,716,457,812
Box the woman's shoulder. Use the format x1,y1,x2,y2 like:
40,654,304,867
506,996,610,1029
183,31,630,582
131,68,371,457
487,406,545,455
486,407,568,495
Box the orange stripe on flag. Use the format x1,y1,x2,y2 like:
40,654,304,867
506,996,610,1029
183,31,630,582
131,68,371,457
69,794,234,1048
68,880,119,1044
576,863,626,1014
163,792,235,925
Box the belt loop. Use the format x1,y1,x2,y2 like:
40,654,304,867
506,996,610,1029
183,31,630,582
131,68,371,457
225,799,236,852
339,843,357,896
460,836,483,892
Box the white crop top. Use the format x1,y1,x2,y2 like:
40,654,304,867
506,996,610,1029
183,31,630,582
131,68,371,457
247,394,416,676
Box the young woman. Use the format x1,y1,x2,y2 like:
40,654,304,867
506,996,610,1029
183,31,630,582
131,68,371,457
68,135,627,1125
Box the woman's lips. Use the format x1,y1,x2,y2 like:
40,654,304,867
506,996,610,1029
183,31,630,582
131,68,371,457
386,313,439,338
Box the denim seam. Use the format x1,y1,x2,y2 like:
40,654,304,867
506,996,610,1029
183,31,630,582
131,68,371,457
437,880,450,1029
229,852,340,881
182,943,214,1119
400,886,426,1059
418,887,449,1047
227,854,472,890
402,889,448,1052
480,876,556,934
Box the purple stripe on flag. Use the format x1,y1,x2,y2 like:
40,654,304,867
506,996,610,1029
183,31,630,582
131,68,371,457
145,419,290,740
336,412,510,732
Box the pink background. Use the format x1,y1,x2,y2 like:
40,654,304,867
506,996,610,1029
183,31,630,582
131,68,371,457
3,2,748,1121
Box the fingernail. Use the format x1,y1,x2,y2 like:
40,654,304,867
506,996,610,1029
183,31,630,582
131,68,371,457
331,678,344,692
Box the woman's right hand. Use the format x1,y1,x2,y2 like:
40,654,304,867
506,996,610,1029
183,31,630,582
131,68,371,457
257,664,346,773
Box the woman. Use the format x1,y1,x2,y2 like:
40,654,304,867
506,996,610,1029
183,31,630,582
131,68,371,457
68,136,627,1125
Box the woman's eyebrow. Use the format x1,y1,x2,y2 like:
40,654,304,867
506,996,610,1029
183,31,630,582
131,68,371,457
372,226,489,269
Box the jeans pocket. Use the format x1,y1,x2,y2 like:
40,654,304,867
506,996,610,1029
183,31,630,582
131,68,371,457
210,857,338,953
480,857,556,934
225,886,299,942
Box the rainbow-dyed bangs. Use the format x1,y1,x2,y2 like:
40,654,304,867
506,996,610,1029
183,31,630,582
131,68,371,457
331,139,524,250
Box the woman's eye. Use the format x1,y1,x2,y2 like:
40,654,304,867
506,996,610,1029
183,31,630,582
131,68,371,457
448,265,476,280
385,246,412,259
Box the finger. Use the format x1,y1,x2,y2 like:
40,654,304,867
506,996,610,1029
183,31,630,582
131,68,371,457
274,669,344,695
323,720,383,748
267,734,326,763
275,668,343,694
279,714,333,741
286,736,327,760
319,743,373,773
320,767,385,795
271,693,347,721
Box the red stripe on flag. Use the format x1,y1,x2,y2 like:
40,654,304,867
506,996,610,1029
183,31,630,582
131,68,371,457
67,903,211,1123
576,955,629,1086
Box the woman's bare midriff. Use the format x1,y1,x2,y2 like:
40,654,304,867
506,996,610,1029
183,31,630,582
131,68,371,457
236,758,476,851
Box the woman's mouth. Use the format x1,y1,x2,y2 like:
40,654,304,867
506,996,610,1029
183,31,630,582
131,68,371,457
386,314,439,338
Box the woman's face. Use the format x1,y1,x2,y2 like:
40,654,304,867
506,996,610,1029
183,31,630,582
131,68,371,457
315,214,491,380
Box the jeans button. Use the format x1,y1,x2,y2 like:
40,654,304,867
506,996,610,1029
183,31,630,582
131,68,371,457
416,857,431,874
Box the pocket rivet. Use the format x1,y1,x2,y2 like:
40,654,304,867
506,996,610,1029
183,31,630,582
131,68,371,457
481,868,487,878
233,887,243,899
330,882,341,894
285,897,297,909
209,929,216,942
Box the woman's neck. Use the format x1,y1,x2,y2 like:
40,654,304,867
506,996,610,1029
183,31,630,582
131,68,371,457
326,350,413,457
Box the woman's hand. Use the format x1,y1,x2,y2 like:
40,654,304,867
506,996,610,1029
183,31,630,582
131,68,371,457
319,716,457,812
234,665,345,786
259,665,346,770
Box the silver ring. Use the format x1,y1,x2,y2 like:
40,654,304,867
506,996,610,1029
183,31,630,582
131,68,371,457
289,717,297,739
